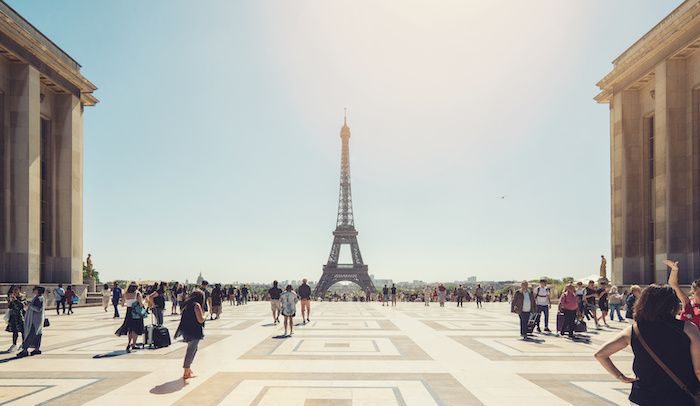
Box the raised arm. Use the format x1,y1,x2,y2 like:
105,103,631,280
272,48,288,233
594,326,637,383
666,260,690,308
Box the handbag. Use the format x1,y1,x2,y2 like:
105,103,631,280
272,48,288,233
43,318,50,327
3,311,10,323
131,302,147,319
633,322,700,405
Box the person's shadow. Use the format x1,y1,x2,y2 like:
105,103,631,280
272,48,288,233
150,378,187,394
93,350,127,359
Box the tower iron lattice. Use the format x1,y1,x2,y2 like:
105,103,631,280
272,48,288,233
314,112,375,298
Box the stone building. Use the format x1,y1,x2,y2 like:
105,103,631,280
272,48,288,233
596,0,700,285
0,2,97,287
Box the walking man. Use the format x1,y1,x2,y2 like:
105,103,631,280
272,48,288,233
534,279,551,333
242,285,250,305
511,280,536,340
391,284,397,307
456,284,465,307
268,280,282,324
475,284,484,308
54,283,66,315
111,282,122,318
382,285,389,306
298,278,312,323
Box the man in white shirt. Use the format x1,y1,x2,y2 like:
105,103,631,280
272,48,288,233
511,281,536,340
534,279,551,333
54,283,66,315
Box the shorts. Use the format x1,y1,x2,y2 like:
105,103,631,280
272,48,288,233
270,299,281,311
301,299,310,312
212,305,222,314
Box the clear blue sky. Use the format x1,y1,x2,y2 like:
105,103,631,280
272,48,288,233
7,0,682,283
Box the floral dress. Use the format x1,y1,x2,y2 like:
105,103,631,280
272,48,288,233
5,297,25,333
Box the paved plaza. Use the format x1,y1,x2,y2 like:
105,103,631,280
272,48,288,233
0,301,633,405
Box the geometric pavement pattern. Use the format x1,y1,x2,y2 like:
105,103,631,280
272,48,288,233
0,301,632,405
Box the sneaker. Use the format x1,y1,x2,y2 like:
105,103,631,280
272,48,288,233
536,327,541,333
306,318,310,322
7,344,16,353
29,350,41,356
16,350,29,358
544,328,551,333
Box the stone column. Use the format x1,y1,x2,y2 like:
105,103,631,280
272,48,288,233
53,93,82,284
5,64,40,284
617,89,646,284
659,59,694,283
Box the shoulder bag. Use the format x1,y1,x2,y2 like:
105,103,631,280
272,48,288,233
633,322,700,405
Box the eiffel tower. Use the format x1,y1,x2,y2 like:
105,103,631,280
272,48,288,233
314,112,375,298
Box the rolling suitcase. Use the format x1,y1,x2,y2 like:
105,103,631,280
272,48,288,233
527,314,540,334
145,324,171,348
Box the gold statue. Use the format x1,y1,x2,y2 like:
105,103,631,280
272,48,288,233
600,255,607,278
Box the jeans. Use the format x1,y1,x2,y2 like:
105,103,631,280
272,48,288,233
113,300,120,318
561,309,577,336
519,311,531,337
183,339,200,368
609,303,623,321
56,298,65,315
536,305,549,329
153,307,164,325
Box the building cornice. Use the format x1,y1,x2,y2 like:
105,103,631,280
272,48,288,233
595,0,700,103
0,1,97,106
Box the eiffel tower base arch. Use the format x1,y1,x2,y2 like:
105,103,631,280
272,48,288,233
313,265,375,298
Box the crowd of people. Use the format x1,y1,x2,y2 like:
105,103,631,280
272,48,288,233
9,263,700,404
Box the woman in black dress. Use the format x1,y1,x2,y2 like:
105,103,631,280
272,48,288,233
5,285,25,353
114,282,145,353
175,290,205,380
595,284,700,405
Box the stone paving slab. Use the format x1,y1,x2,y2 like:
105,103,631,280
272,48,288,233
0,302,632,405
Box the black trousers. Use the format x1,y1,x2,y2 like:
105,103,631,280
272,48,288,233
457,297,463,307
519,311,531,337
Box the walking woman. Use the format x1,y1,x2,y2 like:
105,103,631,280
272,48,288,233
102,283,111,312
595,285,700,405
280,285,298,336
608,286,625,322
626,285,642,320
668,260,700,328
596,282,611,328
115,282,145,353
147,282,166,325
170,282,179,316
175,290,205,380
65,285,76,315
437,284,447,307
17,286,45,357
5,285,25,352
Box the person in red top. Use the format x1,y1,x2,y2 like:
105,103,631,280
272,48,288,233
667,259,700,328
559,283,580,338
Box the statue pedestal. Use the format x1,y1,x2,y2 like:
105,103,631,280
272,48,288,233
85,277,96,293
597,276,609,286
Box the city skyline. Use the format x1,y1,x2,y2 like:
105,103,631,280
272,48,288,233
5,0,682,284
